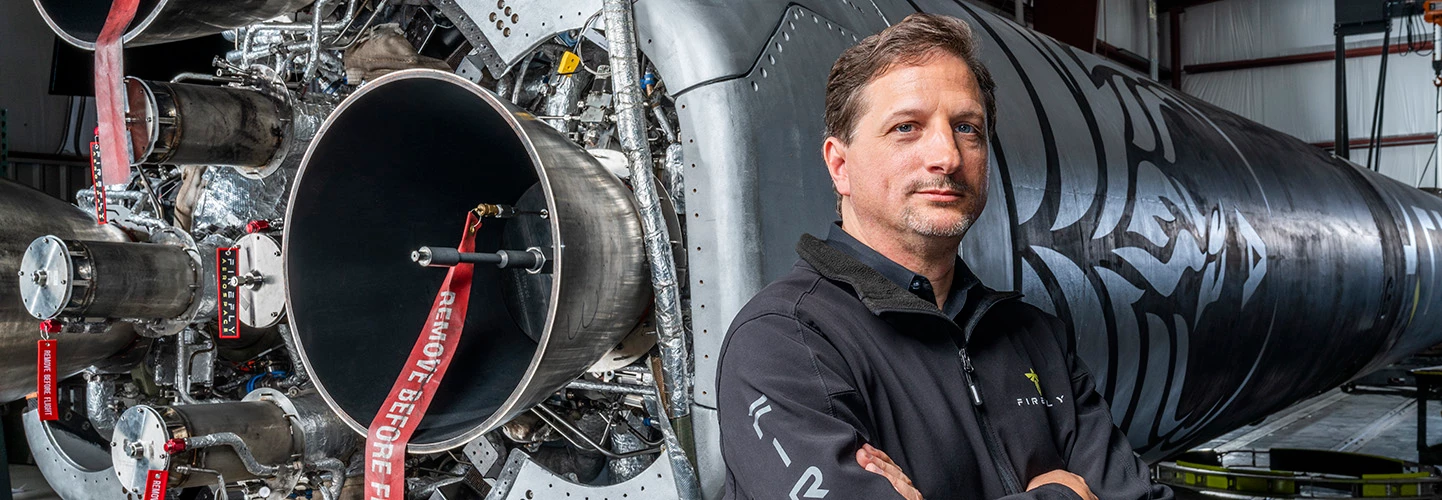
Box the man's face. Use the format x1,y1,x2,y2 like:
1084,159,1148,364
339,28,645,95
825,51,989,240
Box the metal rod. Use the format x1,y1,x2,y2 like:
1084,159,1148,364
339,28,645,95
411,246,547,270
531,405,662,459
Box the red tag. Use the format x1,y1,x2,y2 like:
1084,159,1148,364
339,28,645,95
143,469,168,500
37,339,57,421
365,214,480,500
94,0,141,185
216,247,240,339
88,132,109,225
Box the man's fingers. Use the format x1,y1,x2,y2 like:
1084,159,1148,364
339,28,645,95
865,444,897,464
866,462,911,491
869,451,914,486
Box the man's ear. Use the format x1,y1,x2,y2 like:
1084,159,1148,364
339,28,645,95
823,136,851,197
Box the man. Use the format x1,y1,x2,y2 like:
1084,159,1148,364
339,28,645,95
715,13,1173,500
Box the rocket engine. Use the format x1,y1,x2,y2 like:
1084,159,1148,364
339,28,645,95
7,0,1442,499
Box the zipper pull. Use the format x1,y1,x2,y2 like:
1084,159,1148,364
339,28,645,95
959,348,983,406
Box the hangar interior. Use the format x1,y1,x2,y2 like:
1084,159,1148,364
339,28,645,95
3,0,1442,498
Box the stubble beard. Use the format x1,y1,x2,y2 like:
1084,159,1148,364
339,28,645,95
900,204,975,238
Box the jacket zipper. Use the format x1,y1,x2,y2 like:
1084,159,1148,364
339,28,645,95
957,292,1024,495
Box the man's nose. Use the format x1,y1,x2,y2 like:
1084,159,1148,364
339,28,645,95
922,128,962,175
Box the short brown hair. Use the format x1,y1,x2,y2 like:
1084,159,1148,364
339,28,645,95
823,13,997,143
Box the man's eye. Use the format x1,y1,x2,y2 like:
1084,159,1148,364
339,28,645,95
955,123,978,134
894,123,915,133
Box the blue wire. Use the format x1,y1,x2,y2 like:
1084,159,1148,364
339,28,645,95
245,371,290,393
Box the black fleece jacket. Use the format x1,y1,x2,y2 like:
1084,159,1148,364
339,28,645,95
716,233,1173,500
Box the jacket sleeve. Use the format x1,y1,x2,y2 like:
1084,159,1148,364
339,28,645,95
1051,317,1175,500
717,312,903,500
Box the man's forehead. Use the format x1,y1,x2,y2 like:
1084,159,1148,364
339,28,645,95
861,61,985,117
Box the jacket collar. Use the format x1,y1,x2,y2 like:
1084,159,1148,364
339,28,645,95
795,233,1019,340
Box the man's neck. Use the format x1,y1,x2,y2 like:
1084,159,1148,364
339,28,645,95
840,218,960,309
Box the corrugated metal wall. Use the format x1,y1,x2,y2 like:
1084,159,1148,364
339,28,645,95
1179,0,1439,188
0,1,95,201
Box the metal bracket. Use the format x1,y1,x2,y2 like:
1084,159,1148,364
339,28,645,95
484,446,678,500
462,433,507,479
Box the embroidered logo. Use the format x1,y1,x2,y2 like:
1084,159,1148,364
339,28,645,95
1025,369,1042,396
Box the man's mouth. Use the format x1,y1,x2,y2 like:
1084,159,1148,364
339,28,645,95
914,189,964,202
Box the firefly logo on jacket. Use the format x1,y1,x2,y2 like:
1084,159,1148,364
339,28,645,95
1017,369,1065,407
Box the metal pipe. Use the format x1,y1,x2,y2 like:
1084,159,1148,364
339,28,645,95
85,375,119,437
304,0,332,81
1015,0,1024,24
254,0,359,32
603,2,697,496
530,405,662,460
175,328,224,405
1147,0,1159,81
312,457,347,500
169,73,240,84
183,432,284,477
602,0,691,428
566,379,656,396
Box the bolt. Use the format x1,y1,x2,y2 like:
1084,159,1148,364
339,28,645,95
125,441,146,459
31,270,47,286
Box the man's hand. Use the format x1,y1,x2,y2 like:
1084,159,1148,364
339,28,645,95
856,443,923,500
1027,469,1098,500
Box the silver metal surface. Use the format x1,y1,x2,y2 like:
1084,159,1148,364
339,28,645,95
31,0,315,50
483,445,679,500
113,398,308,491
111,405,173,496
631,0,888,95
0,179,135,403
85,374,121,439
127,78,333,179
236,233,286,328
285,69,650,452
190,163,296,237
18,236,74,320
603,0,691,422
433,0,605,77
543,71,592,133
243,388,359,464
676,5,870,410
184,432,283,477
462,433,506,478
21,238,199,321
23,408,119,500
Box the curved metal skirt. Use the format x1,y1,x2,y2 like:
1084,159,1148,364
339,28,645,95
284,69,650,452
32,0,313,50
